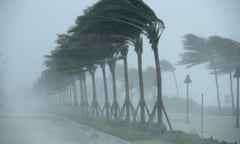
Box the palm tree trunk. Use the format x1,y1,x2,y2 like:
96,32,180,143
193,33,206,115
109,61,119,119
64,87,68,109
213,68,221,113
123,57,131,121
101,63,110,120
64,87,68,111
83,73,89,114
229,71,235,115
90,68,99,117
63,89,66,106
68,85,72,110
72,82,78,112
173,71,180,97
79,76,85,114
153,45,163,125
137,52,145,123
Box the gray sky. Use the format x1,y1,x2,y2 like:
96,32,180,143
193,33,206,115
1,0,240,105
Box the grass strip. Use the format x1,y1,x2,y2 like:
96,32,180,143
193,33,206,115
65,113,236,144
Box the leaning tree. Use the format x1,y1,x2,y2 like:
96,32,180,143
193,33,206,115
208,36,240,114
37,0,167,126
161,60,179,97
178,34,222,112
69,0,166,125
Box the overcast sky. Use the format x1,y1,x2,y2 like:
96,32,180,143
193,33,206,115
1,0,240,106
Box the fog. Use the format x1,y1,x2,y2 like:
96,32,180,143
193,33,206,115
1,0,240,143
1,0,240,106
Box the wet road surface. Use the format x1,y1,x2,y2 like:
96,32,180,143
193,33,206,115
0,95,129,144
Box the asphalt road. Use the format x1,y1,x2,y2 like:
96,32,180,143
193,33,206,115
1,95,239,144
0,96,129,144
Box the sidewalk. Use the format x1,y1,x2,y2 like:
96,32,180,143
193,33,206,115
0,95,129,144
167,113,240,143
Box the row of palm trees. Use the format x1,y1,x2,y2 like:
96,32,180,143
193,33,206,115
178,34,240,114
34,0,168,126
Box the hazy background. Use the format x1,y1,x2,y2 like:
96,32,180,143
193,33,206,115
1,0,240,106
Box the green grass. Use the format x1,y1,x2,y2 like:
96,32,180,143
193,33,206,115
64,113,235,144
67,114,148,140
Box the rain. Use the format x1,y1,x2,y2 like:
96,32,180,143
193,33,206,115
1,0,240,144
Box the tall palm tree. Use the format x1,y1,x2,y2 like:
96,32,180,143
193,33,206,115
82,71,89,114
46,34,112,114
120,46,135,121
36,69,73,105
178,34,222,112
88,65,101,117
135,35,149,123
161,60,179,97
108,59,119,120
143,66,156,98
77,0,165,124
146,22,166,125
38,0,167,126
78,71,88,115
72,80,78,112
208,36,240,115
100,62,111,119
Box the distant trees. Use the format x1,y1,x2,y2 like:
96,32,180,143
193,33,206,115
143,66,156,97
161,60,179,97
208,36,240,114
178,34,240,114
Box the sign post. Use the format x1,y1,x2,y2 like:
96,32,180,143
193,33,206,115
184,75,192,124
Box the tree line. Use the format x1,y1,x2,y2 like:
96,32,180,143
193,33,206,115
178,34,240,115
33,0,240,128
34,0,169,127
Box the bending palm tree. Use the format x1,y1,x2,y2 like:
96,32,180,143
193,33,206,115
135,35,150,124
178,34,222,112
161,60,179,97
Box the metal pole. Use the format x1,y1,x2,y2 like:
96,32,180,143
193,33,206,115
236,78,239,128
186,83,189,123
201,94,204,138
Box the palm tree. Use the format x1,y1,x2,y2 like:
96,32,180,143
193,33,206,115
134,35,149,123
120,46,135,121
100,62,111,119
78,73,85,114
146,22,166,125
161,60,179,97
178,34,222,112
143,66,156,99
45,34,113,114
82,71,89,114
76,69,90,115
80,0,165,125
88,65,101,117
36,69,73,104
108,58,120,120
38,0,167,126
208,36,240,115
72,80,78,112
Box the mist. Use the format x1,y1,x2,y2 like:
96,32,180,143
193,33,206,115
1,0,240,105
1,0,240,144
